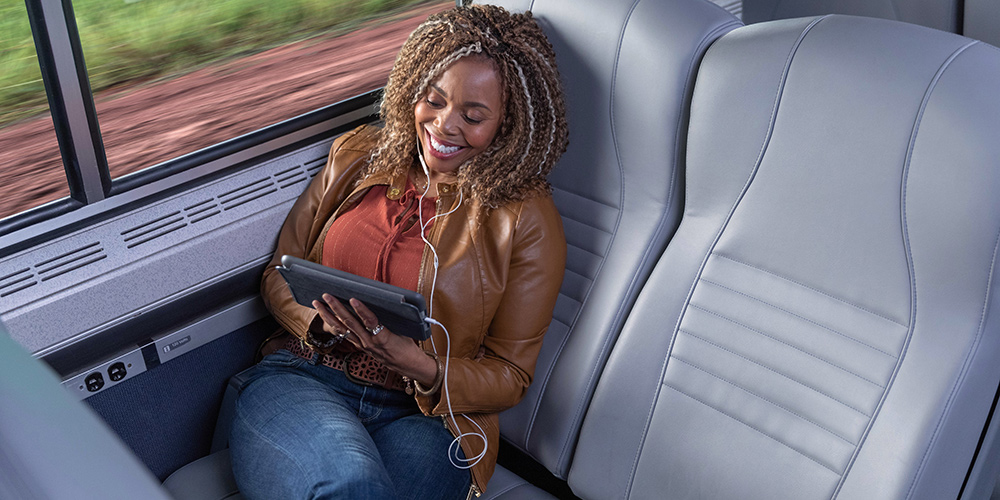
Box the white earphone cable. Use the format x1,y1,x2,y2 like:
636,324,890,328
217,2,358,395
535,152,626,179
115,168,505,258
416,151,486,469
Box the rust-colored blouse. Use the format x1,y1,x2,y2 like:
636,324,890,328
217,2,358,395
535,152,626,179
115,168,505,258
322,180,436,292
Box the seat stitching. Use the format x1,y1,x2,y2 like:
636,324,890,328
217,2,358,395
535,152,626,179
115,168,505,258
670,356,857,444
713,254,907,328
699,278,899,357
554,290,584,310
629,15,831,498
565,240,608,261
689,303,886,388
665,382,844,475
550,316,573,330
560,211,615,236
678,329,872,416
562,266,596,284
552,185,619,211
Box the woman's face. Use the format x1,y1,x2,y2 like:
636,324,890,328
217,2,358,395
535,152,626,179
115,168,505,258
414,55,503,180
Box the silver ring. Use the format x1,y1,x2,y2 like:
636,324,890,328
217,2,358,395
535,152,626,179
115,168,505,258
369,324,385,336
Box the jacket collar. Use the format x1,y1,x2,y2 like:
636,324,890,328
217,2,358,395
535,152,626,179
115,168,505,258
375,167,460,202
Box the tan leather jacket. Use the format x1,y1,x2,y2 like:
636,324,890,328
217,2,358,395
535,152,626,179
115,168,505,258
260,125,566,494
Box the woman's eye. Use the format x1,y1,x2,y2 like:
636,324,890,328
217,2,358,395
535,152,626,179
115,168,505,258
425,97,443,108
464,115,483,124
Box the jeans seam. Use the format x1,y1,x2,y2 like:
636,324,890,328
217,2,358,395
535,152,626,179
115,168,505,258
233,406,313,492
358,386,386,423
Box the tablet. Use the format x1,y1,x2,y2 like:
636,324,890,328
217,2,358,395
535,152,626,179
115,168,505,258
277,255,431,341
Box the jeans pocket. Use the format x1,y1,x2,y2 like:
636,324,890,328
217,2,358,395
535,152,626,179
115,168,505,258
258,349,306,368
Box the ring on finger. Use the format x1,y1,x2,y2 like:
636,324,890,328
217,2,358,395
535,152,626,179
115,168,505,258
369,324,385,336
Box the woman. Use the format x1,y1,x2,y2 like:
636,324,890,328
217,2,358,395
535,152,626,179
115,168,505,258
229,5,568,499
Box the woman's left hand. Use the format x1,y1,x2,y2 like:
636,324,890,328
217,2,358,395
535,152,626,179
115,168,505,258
315,293,439,386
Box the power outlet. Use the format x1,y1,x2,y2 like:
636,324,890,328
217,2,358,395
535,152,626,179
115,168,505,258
84,372,104,392
108,362,127,382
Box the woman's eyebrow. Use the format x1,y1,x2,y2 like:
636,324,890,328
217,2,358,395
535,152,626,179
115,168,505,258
430,84,494,112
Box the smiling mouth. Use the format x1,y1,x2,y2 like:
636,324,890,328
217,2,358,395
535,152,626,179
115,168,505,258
426,130,464,156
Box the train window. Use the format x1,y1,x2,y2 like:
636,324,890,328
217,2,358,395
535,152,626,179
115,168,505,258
73,0,452,183
0,1,64,220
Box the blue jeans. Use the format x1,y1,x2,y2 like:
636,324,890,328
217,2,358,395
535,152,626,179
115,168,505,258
229,349,470,500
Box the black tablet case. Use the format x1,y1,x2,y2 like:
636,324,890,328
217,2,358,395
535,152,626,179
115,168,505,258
277,255,431,341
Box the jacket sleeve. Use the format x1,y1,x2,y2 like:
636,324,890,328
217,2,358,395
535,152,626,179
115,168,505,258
260,127,366,341
418,195,567,415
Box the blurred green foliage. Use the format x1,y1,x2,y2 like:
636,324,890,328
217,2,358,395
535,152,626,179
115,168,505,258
0,0,437,126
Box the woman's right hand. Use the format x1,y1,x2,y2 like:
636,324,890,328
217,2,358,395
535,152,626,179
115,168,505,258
311,299,351,345
313,294,439,387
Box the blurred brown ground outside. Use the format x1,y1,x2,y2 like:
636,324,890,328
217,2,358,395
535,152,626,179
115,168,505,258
0,2,449,222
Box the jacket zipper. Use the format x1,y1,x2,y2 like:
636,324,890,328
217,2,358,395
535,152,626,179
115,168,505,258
467,483,481,499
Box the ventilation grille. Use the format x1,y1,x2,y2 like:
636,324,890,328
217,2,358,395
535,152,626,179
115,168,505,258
119,153,327,249
1,242,107,298
0,267,35,298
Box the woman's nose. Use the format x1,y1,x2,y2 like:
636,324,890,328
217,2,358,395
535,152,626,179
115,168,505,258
434,108,459,134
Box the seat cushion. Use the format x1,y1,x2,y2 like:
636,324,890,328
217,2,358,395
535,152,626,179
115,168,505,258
163,449,243,500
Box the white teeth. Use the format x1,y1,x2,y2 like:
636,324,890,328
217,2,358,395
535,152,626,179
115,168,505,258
430,135,461,155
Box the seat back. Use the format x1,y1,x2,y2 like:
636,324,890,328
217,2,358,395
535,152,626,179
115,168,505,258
0,322,172,499
571,14,1000,499
743,0,960,32
479,0,740,478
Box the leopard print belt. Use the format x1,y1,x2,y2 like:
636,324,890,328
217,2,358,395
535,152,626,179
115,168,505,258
283,338,408,392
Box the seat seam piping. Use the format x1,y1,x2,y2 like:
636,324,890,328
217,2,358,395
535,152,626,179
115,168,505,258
678,328,873,416
831,39,979,500
712,253,907,327
698,278,899,357
900,41,996,500
687,303,886,387
669,356,857,444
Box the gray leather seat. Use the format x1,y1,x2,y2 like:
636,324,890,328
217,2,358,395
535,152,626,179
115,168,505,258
478,0,737,496
743,0,960,33
0,322,172,500
570,14,1000,499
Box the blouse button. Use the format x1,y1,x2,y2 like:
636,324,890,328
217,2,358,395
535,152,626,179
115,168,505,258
388,187,401,198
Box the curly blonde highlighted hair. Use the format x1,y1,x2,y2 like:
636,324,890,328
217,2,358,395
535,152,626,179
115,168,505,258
370,4,568,208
